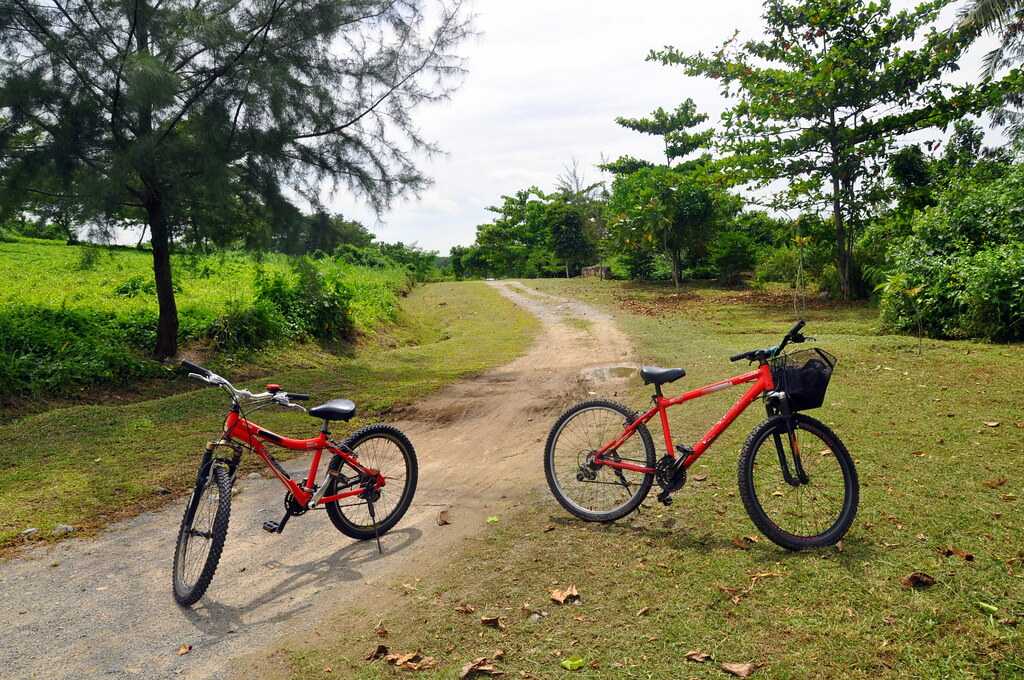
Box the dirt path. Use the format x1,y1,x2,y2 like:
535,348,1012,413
0,282,635,680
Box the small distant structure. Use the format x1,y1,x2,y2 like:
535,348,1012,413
581,265,610,279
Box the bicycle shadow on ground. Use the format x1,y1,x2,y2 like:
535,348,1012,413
179,526,421,643
546,513,879,569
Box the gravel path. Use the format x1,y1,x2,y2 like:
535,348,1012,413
0,281,634,680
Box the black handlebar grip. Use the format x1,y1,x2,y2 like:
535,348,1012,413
180,360,210,377
729,352,748,362
288,393,310,401
789,319,806,336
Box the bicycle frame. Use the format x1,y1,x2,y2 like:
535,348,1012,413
596,363,776,473
221,409,382,508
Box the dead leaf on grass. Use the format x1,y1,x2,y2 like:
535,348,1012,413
366,644,390,661
543,525,556,532
721,661,758,677
693,473,708,482
176,644,192,656
939,546,975,561
455,603,476,614
636,606,650,617
983,477,1008,489
437,510,451,526
901,571,936,589
550,584,579,604
481,615,507,631
983,421,1001,428
685,650,711,663
384,651,437,671
731,536,751,550
460,656,504,678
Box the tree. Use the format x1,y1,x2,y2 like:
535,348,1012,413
0,0,469,357
547,198,595,277
605,165,716,287
956,0,1024,135
652,0,994,299
612,99,714,167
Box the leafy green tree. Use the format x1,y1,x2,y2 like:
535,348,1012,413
652,0,996,299
605,166,715,287
473,188,559,278
0,0,469,357
548,197,595,277
956,0,1024,134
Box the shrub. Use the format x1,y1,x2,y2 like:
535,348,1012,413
208,299,287,350
754,247,801,285
709,230,756,284
255,258,355,341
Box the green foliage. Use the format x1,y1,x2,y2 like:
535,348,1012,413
0,241,408,397
880,163,1024,340
651,0,995,299
709,230,757,284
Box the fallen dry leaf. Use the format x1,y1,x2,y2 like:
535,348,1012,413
983,477,1008,489
460,656,504,678
901,571,936,589
693,473,708,482
636,606,650,617
543,525,556,533
939,546,975,561
731,536,751,550
721,661,758,677
384,651,437,671
550,584,580,605
910,450,927,457
480,615,507,631
455,603,476,614
685,650,711,663
437,510,451,526
366,644,390,661
176,644,192,656
983,421,1001,428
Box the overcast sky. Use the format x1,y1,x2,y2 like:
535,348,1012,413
325,0,1003,256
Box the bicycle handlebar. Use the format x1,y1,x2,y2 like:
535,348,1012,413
729,319,808,363
180,361,309,409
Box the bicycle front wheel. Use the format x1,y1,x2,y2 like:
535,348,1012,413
738,414,858,550
544,400,655,522
172,464,232,606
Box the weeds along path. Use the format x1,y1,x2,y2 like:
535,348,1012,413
0,281,633,680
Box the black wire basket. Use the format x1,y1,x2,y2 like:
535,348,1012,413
770,348,836,411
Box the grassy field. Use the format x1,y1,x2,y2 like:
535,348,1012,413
0,281,539,551
0,238,410,399
273,278,1023,679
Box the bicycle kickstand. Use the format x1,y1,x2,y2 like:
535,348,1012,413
367,499,383,555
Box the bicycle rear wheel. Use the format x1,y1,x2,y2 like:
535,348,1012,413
172,464,232,606
544,400,655,522
738,414,858,550
325,424,417,540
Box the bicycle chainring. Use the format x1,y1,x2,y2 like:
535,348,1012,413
655,455,686,492
285,491,308,516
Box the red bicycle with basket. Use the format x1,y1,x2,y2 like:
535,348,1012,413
172,360,417,606
544,320,858,550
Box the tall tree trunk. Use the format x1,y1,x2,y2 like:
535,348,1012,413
670,249,682,288
146,197,179,358
831,174,851,301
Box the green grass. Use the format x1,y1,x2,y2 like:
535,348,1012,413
0,238,411,398
0,281,539,551
272,278,1023,679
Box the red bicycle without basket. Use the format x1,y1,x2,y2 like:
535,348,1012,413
544,320,858,550
171,360,417,606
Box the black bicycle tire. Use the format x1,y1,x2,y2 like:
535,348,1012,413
324,424,418,541
544,399,655,522
172,464,232,606
737,414,858,550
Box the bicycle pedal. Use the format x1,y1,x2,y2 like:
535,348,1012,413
262,520,281,534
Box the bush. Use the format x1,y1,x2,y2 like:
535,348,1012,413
0,306,157,396
208,299,287,350
709,230,756,284
755,247,801,285
255,258,355,341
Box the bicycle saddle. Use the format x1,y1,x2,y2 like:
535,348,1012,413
639,366,686,385
308,398,357,421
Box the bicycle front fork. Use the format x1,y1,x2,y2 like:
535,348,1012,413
767,399,809,487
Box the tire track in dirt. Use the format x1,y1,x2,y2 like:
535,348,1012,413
0,281,635,680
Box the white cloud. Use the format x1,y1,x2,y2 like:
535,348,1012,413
327,0,1005,255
